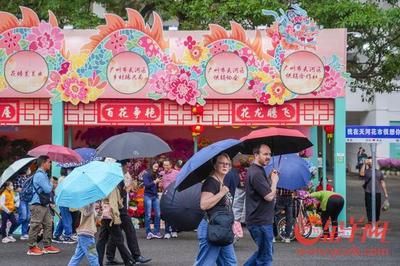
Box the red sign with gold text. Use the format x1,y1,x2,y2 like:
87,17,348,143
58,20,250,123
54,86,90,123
97,101,163,124
0,101,19,123
233,102,299,124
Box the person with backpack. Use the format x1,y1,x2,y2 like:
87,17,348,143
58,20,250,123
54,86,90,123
0,181,19,243
14,167,33,240
26,155,60,256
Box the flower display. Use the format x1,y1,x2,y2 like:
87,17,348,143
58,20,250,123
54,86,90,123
167,72,200,105
26,22,63,56
314,66,346,97
210,41,228,55
267,80,291,105
183,36,196,50
0,31,21,55
138,36,160,57
183,45,208,66
104,32,127,55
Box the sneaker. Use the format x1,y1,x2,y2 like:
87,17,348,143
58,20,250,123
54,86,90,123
7,236,16,242
134,255,152,264
2,237,12,243
62,237,77,244
164,233,171,239
171,232,178,238
43,245,61,254
272,237,276,243
52,236,64,243
71,234,78,241
153,232,163,239
146,232,154,240
283,238,291,243
27,246,44,256
20,234,29,240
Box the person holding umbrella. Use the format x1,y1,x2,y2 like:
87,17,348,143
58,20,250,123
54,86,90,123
194,153,237,266
245,144,279,266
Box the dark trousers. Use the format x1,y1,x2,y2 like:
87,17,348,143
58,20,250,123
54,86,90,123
71,211,81,234
96,220,133,266
1,212,18,238
365,192,381,222
273,196,294,239
321,195,344,237
106,214,141,261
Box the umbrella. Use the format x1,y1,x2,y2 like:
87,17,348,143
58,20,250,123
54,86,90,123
58,148,99,168
95,132,171,160
264,153,311,190
55,161,124,208
240,127,313,155
160,181,204,231
0,157,36,187
175,139,242,191
28,144,82,164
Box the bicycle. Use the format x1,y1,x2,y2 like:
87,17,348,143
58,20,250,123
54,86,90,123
275,196,313,241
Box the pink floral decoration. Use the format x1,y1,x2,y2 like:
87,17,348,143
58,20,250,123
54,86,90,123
62,75,88,102
0,31,21,55
105,32,127,55
59,62,70,75
167,73,200,105
239,47,257,66
314,66,345,97
45,71,61,91
210,41,228,55
138,36,160,57
183,36,196,50
166,63,180,75
26,22,63,56
149,70,171,95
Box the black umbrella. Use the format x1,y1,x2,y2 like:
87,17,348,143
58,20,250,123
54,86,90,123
240,127,313,155
160,181,204,231
95,132,171,160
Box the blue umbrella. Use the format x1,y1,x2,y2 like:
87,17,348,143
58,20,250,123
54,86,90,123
264,153,311,190
58,148,100,168
55,161,124,208
175,139,242,191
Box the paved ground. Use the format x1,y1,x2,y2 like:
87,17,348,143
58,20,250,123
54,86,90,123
0,173,399,265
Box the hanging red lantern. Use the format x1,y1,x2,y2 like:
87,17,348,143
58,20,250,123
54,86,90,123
324,125,334,143
191,104,204,116
191,124,204,137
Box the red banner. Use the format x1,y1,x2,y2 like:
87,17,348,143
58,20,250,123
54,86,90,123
97,101,163,124
0,101,19,123
233,102,299,124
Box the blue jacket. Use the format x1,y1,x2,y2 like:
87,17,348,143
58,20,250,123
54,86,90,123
30,168,52,205
143,170,158,198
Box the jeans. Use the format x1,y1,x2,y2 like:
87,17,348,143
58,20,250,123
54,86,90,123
1,212,18,238
194,219,237,266
68,234,99,266
273,196,294,239
144,195,161,235
18,200,30,235
245,224,274,266
54,206,73,238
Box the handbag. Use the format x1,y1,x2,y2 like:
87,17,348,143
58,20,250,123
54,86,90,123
207,210,235,246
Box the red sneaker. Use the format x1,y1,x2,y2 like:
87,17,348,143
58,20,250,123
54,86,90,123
27,246,44,256
43,245,61,254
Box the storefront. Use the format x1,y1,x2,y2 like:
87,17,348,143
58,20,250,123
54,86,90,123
0,5,349,220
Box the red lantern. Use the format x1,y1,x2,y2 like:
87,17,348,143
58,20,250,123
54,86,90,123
191,104,204,116
191,124,204,135
324,125,334,143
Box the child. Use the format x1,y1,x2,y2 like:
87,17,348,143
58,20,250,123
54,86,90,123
68,203,99,266
0,181,18,243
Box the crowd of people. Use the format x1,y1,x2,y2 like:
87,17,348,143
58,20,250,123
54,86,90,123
2,144,390,266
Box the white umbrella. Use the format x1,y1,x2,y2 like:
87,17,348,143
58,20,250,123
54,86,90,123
0,157,36,187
